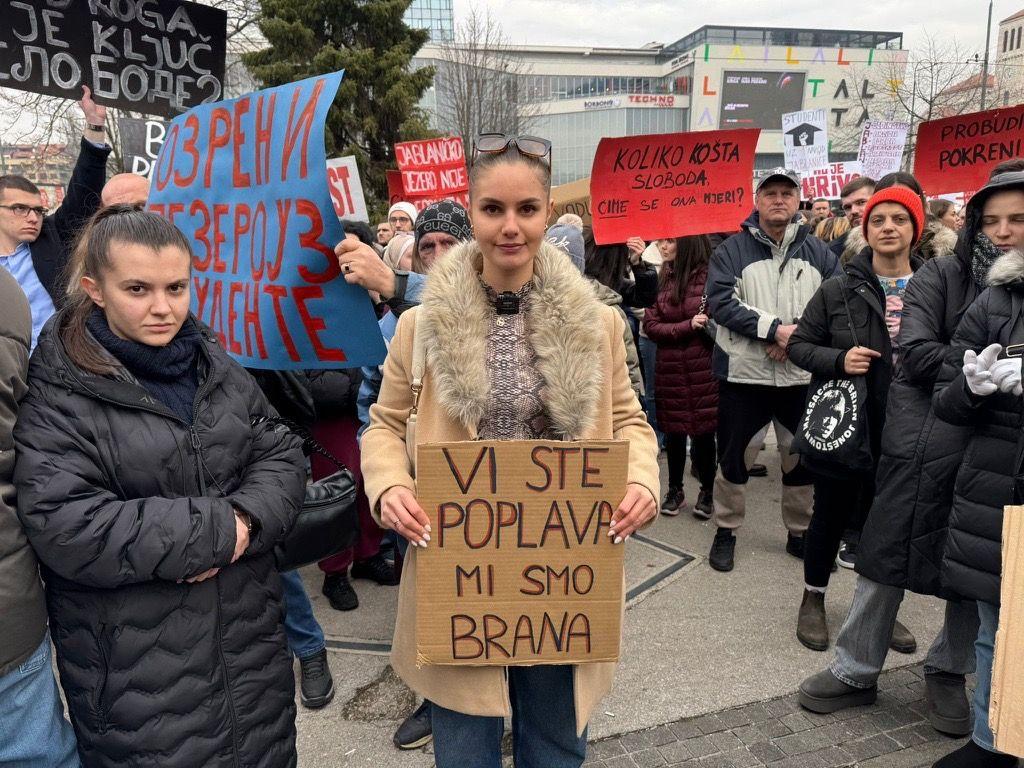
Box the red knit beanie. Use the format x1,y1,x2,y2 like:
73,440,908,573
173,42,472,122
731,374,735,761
861,186,926,245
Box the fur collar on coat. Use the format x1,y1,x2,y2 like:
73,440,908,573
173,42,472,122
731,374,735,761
841,220,958,264
418,239,605,440
986,248,1024,287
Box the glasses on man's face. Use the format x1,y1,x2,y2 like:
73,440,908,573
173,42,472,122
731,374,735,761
471,133,552,167
0,203,48,219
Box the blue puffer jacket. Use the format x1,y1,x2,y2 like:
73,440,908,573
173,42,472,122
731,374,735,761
706,211,840,386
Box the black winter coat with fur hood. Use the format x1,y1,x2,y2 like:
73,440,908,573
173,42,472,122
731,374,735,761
933,249,1024,606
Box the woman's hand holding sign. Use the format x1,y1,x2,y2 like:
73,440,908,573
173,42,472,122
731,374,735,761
609,483,657,543
380,486,431,548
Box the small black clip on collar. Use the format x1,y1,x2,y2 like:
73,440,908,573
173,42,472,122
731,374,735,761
495,291,520,315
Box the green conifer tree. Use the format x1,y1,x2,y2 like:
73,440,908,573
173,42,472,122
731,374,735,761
244,0,436,213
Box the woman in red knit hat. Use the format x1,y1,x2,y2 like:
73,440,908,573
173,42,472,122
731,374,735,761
787,186,925,651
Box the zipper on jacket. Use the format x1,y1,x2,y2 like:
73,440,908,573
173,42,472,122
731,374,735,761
214,578,243,768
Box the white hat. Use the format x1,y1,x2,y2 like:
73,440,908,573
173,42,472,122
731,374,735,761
388,201,418,224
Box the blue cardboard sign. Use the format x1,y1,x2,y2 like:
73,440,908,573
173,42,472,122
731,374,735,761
148,70,385,369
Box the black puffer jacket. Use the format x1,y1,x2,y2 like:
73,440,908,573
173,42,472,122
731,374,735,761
855,250,979,596
933,249,1024,606
13,313,306,768
789,248,922,471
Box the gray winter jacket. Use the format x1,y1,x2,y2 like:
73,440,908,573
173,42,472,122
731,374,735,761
0,269,47,677
707,212,841,386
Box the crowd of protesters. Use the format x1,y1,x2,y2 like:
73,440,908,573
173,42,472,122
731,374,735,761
0,86,1020,768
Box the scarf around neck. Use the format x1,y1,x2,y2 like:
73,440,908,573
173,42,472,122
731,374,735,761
971,233,1002,288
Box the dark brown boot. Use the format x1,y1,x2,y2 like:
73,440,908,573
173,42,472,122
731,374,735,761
797,589,829,651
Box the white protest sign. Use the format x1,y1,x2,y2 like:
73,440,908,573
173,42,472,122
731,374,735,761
782,109,829,174
857,120,910,181
800,161,863,200
326,156,369,223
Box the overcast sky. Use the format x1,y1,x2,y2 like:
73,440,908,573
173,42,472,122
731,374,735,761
456,0,1015,59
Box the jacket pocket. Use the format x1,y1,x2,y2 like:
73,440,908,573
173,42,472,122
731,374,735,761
91,624,112,734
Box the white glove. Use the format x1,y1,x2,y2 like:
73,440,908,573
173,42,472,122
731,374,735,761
990,356,1023,396
963,343,1003,396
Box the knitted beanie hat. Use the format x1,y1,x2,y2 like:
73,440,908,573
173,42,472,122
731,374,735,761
414,199,473,251
388,201,418,225
545,224,586,274
862,186,925,245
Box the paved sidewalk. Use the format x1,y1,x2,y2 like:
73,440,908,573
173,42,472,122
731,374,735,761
581,664,965,768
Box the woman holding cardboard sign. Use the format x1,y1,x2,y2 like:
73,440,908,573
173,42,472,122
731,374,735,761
352,135,660,767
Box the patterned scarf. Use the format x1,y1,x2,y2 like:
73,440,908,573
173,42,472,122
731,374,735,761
971,233,1002,287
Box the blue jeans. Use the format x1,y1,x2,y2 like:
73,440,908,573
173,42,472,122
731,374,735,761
638,335,662,444
973,601,1007,754
280,569,326,660
432,665,586,768
0,633,80,768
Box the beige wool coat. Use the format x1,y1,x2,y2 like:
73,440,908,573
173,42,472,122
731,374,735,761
361,239,660,735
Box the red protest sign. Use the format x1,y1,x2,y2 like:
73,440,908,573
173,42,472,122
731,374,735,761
590,128,760,245
386,170,405,206
394,137,469,198
914,105,1024,195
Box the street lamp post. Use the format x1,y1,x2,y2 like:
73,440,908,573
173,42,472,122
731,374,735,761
981,0,994,110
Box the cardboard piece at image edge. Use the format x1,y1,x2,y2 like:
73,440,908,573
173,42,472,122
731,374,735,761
413,439,628,667
992,504,1024,755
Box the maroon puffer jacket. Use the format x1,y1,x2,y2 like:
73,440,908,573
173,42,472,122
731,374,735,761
642,263,718,436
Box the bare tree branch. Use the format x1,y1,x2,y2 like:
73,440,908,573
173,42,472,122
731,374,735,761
431,5,540,141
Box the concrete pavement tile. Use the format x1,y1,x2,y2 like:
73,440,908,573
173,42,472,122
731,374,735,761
856,739,964,767
733,723,773,746
681,734,720,758
708,731,743,753
590,739,628,760
879,668,921,689
669,719,703,740
868,709,903,730
841,713,882,738
804,746,854,767
658,740,694,765
888,724,931,749
778,712,815,733
693,713,730,734
633,747,669,767
604,755,641,768
718,747,761,767
646,725,679,747
764,697,801,718
748,741,786,763
764,718,794,738
763,752,827,768
840,732,900,761
717,707,756,729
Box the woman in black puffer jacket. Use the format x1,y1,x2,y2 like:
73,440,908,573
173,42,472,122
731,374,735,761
13,207,306,768
930,177,1024,768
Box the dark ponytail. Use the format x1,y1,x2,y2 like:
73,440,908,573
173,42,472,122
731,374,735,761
61,205,193,374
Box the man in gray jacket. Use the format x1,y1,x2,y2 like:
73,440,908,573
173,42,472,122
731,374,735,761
0,268,79,766
706,169,841,572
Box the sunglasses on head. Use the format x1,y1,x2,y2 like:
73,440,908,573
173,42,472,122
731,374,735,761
472,133,552,167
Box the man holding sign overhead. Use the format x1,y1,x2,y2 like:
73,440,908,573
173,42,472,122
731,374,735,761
705,168,840,573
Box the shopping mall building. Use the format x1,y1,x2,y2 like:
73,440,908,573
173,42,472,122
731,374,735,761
414,25,909,185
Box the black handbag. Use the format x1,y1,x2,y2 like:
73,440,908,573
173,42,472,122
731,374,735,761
252,416,360,572
791,291,874,475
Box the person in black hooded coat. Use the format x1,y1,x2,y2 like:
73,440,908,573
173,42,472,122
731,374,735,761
930,176,1024,768
797,174,1017,738
12,207,306,768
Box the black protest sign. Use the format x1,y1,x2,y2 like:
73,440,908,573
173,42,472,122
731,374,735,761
0,0,227,118
118,116,166,176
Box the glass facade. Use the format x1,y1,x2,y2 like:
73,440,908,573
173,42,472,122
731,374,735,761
660,26,903,60
404,0,454,42
522,74,683,103
535,108,689,185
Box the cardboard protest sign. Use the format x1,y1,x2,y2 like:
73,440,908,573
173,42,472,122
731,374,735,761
415,440,629,666
325,157,369,223
782,109,829,174
800,162,863,200
914,105,1024,195
992,505,1024,754
857,120,909,181
118,117,167,178
147,71,386,370
0,0,227,118
552,177,592,227
590,128,760,245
